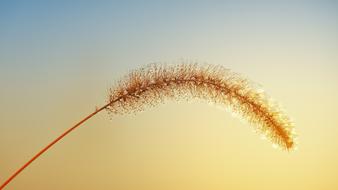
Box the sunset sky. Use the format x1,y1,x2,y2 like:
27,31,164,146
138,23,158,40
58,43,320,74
1,1,338,189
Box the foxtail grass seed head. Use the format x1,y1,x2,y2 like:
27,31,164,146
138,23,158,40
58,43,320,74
107,63,296,150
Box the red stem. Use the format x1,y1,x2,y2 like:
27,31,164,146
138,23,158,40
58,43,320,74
0,102,111,189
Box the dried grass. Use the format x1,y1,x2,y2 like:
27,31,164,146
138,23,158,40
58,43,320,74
1,63,296,189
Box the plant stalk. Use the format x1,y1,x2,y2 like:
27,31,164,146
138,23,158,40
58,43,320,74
0,102,111,189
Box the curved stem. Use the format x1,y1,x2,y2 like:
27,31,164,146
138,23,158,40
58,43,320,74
0,102,112,189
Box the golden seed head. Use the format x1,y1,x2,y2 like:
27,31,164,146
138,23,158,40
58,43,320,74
107,63,296,150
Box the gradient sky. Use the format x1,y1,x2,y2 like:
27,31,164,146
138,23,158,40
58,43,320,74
1,1,338,189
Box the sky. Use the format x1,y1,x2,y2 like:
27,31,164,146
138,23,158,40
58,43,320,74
1,1,338,189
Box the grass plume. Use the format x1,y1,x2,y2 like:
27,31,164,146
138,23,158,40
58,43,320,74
0,63,295,189
107,63,295,149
